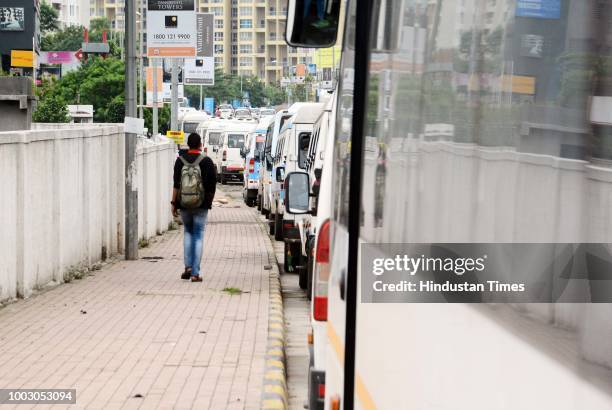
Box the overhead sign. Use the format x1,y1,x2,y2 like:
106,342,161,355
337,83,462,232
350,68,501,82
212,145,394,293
196,13,214,57
516,0,560,19
166,130,185,144
145,66,163,107
82,42,110,54
11,50,34,67
147,0,197,58
40,51,80,65
184,58,214,85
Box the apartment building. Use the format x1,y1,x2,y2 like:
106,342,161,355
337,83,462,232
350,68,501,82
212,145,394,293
49,0,90,27
199,0,315,84
89,0,125,31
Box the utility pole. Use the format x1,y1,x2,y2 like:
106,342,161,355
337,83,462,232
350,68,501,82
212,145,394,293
124,0,138,260
170,59,179,130
199,84,203,111
138,0,144,119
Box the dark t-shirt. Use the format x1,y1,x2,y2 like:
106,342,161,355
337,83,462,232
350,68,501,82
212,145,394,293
173,153,217,209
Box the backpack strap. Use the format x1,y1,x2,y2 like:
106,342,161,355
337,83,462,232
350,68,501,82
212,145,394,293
179,156,191,167
192,154,205,167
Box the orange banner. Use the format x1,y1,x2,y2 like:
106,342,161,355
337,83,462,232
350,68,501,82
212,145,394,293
147,47,196,58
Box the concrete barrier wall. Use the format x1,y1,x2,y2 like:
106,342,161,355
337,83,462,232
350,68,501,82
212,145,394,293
0,125,174,302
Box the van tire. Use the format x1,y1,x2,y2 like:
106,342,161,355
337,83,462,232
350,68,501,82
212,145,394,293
269,217,275,235
306,238,315,300
220,174,227,185
299,260,307,289
246,198,255,207
274,212,283,241
257,195,262,211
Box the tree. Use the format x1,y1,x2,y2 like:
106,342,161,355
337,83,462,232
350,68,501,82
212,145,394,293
41,25,84,51
40,1,59,33
33,95,69,123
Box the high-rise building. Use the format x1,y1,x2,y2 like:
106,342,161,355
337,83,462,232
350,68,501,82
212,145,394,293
48,0,90,27
198,0,315,84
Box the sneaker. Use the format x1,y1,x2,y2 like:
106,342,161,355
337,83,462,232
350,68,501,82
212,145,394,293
181,269,192,280
191,276,203,282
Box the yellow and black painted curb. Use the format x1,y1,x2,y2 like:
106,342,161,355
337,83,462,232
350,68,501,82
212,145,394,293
261,265,288,410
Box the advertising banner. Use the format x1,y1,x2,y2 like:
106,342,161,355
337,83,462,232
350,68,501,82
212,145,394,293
162,83,184,102
147,0,197,58
40,51,80,65
11,50,34,67
145,66,164,107
0,7,25,31
166,130,185,144
204,97,215,114
184,57,214,85
516,0,561,19
196,13,213,57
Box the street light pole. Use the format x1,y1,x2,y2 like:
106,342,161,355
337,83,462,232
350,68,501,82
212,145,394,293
124,0,138,260
138,0,144,119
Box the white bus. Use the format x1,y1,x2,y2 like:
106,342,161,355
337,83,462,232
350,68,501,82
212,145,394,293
284,0,612,409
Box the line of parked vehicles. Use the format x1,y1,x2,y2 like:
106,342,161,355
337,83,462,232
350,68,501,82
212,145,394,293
179,94,335,410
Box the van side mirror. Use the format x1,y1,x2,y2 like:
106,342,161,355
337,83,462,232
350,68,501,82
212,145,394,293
285,0,341,48
276,167,285,182
285,172,310,215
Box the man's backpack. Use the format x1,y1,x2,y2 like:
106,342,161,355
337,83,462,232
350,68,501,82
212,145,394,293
179,155,205,209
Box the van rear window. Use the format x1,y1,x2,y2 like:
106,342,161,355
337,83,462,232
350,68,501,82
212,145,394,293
227,134,245,148
208,132,221,146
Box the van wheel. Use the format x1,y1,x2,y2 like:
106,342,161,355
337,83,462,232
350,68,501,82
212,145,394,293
306,239,314,300
221,175,227,185
257,195,262,211
246,198,255,207
269,217,275,235
299,258,307,289
274,212,283,241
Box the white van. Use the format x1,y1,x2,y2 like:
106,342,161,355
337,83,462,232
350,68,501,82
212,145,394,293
202,119,227,165
270,103,325,270
217,121,257,184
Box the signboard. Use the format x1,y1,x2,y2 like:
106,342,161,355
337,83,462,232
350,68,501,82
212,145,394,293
147,0,197,58
166,130,185,144
82,42,110,54
196,13,213,57
40,51,80,65
502,75,536,95
11,50,34,67
162,83,184,102
0,7,25,31
146,66,164,107
184,58,214,85
520,35,544,58
516,0,561,19
204,97,215,114
124,116,145,134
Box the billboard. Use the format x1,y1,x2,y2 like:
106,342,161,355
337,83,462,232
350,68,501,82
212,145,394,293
0,7,25,31
204,97,215,114
516,0,561,19
147,0,197,57
184,58,214,85
40,51,80,65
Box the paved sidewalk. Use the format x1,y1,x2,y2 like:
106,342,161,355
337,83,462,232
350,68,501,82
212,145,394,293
0,189,275,410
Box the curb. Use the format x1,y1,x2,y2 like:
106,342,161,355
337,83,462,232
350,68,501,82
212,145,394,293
261,221,289,409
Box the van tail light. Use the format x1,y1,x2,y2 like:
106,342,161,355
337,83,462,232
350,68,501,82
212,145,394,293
283,221,294,230
222,150,227,161
313,219,330,321
318,383,325,398
249,158,255,173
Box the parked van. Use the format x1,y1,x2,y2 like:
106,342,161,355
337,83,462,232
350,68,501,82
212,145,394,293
202,119,227,165
270,103,324,269
243,116,273,207
217,121,257,184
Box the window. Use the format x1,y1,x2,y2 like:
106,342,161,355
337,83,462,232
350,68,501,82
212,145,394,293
215,19,223,28
214,31,224,41
240,7,252,16
208,132,221,146
240,19,253,28
211,7,223,16
239,32,253,41
240,57,252,66
227,134,245,148
214,57,223,66
240,44,253,54
298,132,311,169
214,44,224,54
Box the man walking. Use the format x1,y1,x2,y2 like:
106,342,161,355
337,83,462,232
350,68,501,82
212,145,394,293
171,133,217,282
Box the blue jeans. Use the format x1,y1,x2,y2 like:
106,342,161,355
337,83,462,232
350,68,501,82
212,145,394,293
180,209,209,277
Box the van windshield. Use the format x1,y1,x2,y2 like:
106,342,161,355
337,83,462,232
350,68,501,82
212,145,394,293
227,134,245,148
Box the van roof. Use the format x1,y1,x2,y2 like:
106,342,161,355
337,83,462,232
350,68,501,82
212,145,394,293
291,103,325,124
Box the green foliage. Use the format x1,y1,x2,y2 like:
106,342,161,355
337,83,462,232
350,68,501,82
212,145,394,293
184,69,286,109
42,25,84,51
36,57,126,123
143,105,171,134
33,94,69,123
40,1,59,33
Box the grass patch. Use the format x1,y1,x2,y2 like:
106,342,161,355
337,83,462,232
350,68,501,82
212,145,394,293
138,239,150,248
222,287,243,295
